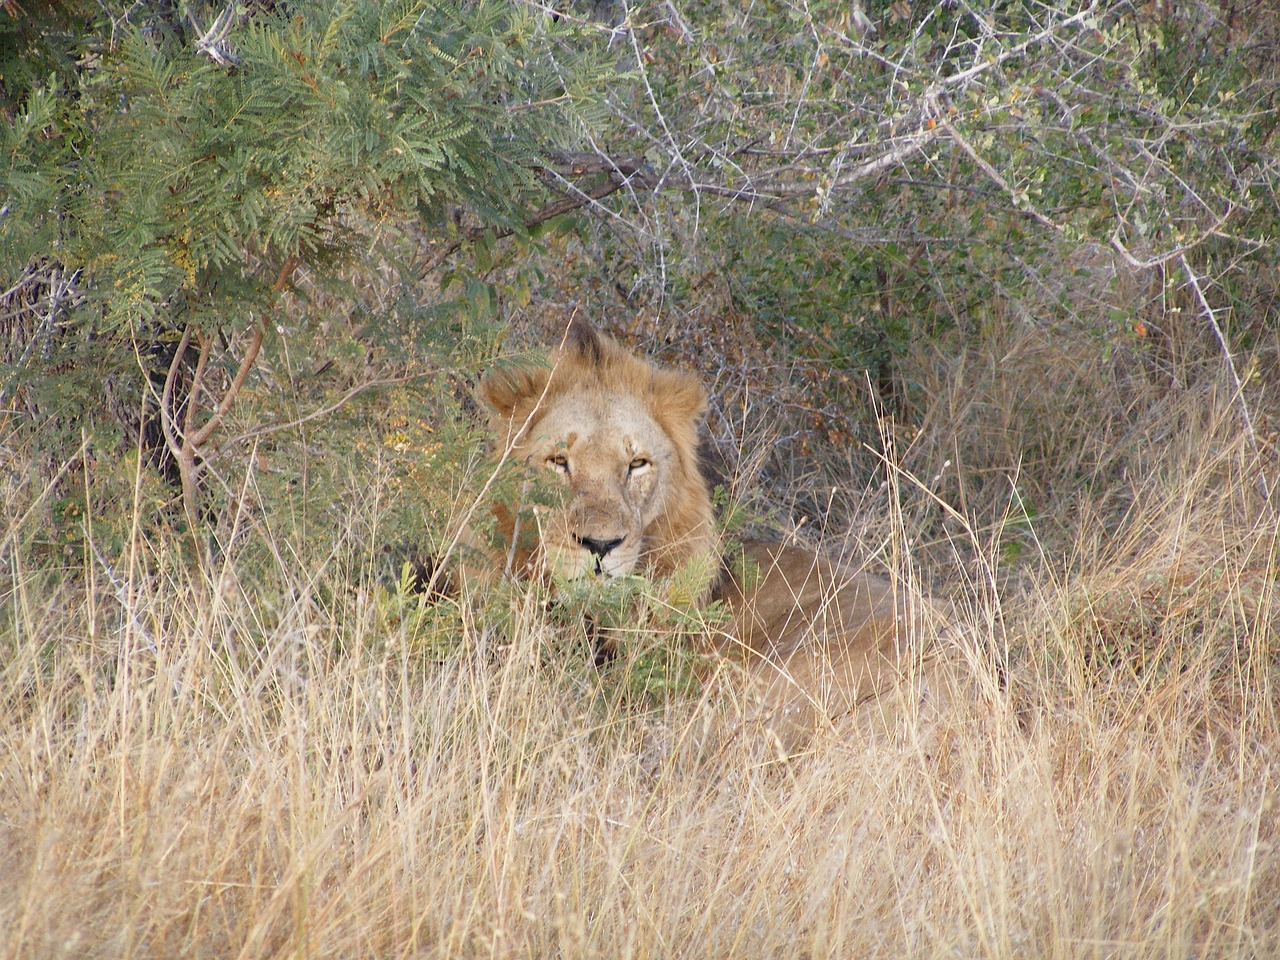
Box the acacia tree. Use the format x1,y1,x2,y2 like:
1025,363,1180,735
1,0,626,535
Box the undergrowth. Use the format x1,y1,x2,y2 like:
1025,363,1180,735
2,342,1278,959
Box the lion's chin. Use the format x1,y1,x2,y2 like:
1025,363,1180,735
545,546,638,581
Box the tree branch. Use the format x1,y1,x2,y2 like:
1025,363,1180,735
160,324,193,467
1180,254,1273,511
421,155,655,274
206,373,421,466
168,255,299,538
189,325,264,448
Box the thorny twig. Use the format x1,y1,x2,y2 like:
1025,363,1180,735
421,153,655,275
929,92,1061,233
0,263,84,409
1179,255,1274,511
1108,216,1240,271
188,1,241,66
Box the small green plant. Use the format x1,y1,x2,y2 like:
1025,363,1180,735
373,561,465,662
546,558,723,708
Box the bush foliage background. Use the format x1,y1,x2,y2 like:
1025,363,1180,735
3,0,1277,563
3,1,1280,957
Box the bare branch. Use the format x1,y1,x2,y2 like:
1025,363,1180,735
167,255,298,537
1180,254,1273,510
188,325,264,449
1108,210,1235,271
937,3,1101,91
930,94,1062,233
159,324,193,464
208,374,423,465
829,127,943,192
183,330,214,441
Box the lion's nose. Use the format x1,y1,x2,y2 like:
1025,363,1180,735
577,535,624,559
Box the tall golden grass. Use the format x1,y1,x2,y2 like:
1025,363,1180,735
2,335,1277,959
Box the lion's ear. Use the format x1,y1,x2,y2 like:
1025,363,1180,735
478,364,550,421
564,314,604,366
654,369,708,424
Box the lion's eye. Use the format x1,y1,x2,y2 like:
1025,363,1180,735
547,453,569,472
628,457,650,473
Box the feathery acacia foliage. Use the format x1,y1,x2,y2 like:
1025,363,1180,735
2,0,614,500
3,0,616,293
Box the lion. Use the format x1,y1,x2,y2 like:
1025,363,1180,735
474,317,953,752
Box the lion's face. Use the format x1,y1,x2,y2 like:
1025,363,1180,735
479,319,716,582
519,391,681,579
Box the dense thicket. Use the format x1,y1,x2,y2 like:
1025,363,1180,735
2,0,1278,566
564,0,1280,537
2,0,618,545
3,8,1280,955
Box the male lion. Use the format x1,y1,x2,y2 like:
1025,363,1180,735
475,317,951,752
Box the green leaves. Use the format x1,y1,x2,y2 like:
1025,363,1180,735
2,0,620,317
0,1,624,561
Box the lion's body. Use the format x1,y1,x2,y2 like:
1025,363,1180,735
710,542,945,750
477,319,949,750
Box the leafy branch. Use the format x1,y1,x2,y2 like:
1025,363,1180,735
421,152,656,273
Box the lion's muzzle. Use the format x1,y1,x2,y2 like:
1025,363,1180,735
577,535,625,559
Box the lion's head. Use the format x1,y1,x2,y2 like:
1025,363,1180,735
478,318,717,582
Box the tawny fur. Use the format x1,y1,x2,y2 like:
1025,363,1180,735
476,318,951,752
477,317,717,580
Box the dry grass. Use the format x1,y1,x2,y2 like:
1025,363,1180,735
3,341,1279,960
